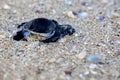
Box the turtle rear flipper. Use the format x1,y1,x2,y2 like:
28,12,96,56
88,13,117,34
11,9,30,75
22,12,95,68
13,30,30,41
13,30,24,41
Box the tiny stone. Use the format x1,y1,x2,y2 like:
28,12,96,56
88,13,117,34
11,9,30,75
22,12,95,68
90,70,98,75
78,11,88,18
79,74,84,78
59,38,66,42
101,0,109,3
72,11,78,16
58,0,64,2
87,7,93,11
81,2,89,6
64,69,72,75
52,9,56,14
12,10,17,14
108,40,115,45
48,58,56,63
67,11,76,18
84,71,89,75
35,10,41,14
115,40,120,44
97,15,105,21
112,12,120,18
65,0,72,5
76,49,87,59
108,40,120,45
71,46,77,52
74,33,78,37
65,75,73,80
117,21,120,25
0,35,6,39
89,64,98,69
56,57,65,63
3,4,11,9
87,54,102,63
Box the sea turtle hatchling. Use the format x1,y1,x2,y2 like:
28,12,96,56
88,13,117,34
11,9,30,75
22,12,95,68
13,18,75,43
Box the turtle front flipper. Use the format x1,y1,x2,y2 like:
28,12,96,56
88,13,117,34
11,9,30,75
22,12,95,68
40,31,62,43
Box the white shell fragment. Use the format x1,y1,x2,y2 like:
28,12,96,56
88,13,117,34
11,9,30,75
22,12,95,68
87,54,102,63
97,15,105,21
78,11,89,18
67,11,76,18
76,49,87,59
65,0,72,5
3,4,11,9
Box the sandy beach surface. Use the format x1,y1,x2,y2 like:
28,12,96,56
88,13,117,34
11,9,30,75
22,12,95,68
0,0,120,80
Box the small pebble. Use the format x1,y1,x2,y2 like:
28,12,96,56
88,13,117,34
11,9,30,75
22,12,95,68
56,57,65,63
90,70,98,75
3,4,11,9
52,9,56,14
74,33,78,37
84,71,90,75
65,0,72,5
67,11,76,18
48,58,56,63
57,0,64,2
109,40,115,45
108,40,120,45
0,35,6,39
115,40,120,44
97,15,105,21
87,54,102,63
117,21,120,25
76,49,87,59
35,10,41,14
89,64,98,69
78,11,89,18
81,2,89,6
64,69,72,75
87,7,93,11
112,12,120,18
101,0,109,3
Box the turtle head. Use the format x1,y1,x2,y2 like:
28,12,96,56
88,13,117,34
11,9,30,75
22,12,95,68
64,25,75,35
66,25,75,35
